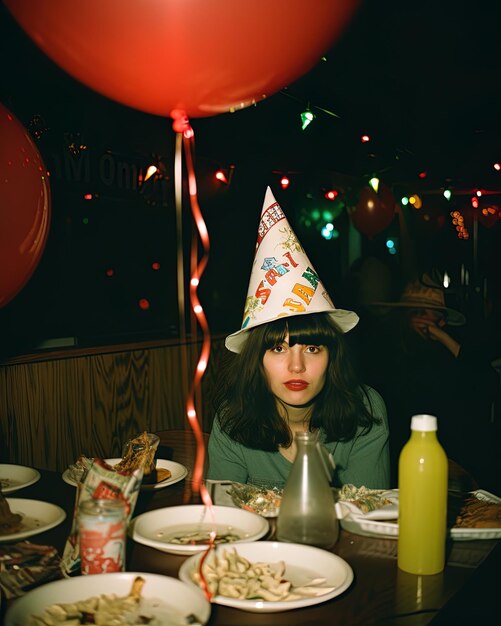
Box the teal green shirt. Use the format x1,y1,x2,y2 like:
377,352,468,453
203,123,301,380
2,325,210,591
207,386,390,490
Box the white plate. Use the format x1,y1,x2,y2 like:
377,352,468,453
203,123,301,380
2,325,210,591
179,541,354,612
131,504,270,555
62,458,188,489
0,464,41,494
4,571,211,626
0,498,66,543
340,489,501,541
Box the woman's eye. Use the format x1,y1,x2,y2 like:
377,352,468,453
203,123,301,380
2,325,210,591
305,345,321,353
271,345,285,353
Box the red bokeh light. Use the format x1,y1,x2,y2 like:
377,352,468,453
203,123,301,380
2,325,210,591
215,170,228,183
324,190,338,200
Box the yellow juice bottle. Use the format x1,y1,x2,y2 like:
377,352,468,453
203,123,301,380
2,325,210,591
397,414,448,575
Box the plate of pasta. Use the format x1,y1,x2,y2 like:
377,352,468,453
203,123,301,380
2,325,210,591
5,572,211,626
179,541,353,612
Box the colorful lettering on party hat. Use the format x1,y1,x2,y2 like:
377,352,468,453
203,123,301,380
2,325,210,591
225,187,358,352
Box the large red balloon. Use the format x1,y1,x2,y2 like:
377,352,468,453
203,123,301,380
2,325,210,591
350,184,396,239
5,0,360,119
0,103,51,307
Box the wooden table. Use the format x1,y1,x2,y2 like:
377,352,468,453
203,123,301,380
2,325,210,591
1,452,499,625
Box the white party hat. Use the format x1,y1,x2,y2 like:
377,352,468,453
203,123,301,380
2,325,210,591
225,187,359,352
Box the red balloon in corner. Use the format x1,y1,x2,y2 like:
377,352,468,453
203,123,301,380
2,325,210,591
0,103,51,307
350,184,396,239
4,0,360,119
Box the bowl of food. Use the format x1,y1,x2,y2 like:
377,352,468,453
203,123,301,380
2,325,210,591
5,571,211,626
130,504,270,555
179,542,354,613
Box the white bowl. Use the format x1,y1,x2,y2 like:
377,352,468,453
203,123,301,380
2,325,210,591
179,541,354,612
131,504,270,555
5,572,210,626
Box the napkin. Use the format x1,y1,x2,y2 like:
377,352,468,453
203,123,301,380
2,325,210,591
0,541,63,599
337,489,399,521
339,499,398,520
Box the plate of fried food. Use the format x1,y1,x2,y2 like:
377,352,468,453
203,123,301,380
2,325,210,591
62,431,188,490
179,542,353,612
0,495,66,543
0,464,41,494
338,486,501,541
62,458,187,490
4,572,211,626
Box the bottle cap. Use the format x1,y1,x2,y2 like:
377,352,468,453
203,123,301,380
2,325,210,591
410,414,438,432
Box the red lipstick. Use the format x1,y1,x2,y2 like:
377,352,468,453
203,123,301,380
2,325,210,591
284,380,308,391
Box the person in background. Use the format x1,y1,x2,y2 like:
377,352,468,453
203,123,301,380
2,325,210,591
206,187,390,490
367,274,500,492
337,253,400,382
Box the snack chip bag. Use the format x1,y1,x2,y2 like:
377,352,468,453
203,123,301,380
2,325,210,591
61,458,143,575
115,431,160,484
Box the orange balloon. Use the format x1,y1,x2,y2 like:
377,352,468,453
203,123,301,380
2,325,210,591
0,103,51,307
350,184,396,239
478,205,501,229
5,0,360,118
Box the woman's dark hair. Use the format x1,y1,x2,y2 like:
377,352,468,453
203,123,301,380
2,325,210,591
212,313,378,451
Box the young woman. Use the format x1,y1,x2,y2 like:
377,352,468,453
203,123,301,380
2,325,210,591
206,312,390,490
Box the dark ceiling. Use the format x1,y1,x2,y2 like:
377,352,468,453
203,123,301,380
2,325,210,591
192,0,501,193
2,0,501,192
1,0,501,353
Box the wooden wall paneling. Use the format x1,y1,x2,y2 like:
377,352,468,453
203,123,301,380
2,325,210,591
147,344,190,434
89,350,149,461
0,358,92,471
0,336,226,472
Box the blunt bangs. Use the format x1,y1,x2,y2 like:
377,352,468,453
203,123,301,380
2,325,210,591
261,313,340,351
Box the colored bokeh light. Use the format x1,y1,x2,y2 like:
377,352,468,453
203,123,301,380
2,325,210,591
215,170,228,183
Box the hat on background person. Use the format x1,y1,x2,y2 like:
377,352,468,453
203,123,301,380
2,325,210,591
369,274,466,326
225,186,359,353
